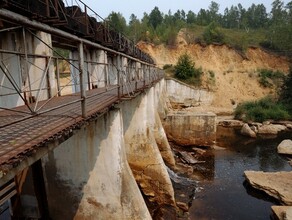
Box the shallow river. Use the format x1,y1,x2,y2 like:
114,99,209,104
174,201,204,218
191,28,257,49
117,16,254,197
189,126,292,220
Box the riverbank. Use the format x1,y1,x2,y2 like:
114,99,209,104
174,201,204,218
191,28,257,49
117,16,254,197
166,126,292,219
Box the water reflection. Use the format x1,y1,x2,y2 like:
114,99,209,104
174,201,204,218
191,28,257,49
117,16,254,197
188,126,292,220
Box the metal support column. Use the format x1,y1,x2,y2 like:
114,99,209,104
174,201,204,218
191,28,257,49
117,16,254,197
56,58,61,96
78,42,86,118
32,160,50,220
104,52,108,89
117,55,121,99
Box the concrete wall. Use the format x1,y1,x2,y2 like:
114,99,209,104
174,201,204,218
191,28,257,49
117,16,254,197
163,112,217,146
42,79,176,219
0,30,56,108
166,78,213,105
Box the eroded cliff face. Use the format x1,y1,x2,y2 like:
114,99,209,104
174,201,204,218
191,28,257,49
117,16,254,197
138,40,291,110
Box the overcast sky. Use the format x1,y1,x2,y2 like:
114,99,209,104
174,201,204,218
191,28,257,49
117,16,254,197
80,0,290,22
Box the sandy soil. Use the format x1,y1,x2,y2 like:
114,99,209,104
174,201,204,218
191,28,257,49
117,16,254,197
138,32,291,112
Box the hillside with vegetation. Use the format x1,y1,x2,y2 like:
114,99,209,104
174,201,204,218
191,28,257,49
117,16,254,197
106,0,292,120
107,0,292,56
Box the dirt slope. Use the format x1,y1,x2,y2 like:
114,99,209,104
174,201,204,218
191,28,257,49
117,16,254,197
138,36,291,112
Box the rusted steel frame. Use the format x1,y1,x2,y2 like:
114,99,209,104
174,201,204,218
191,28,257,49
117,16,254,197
0,63,34,113
78,42,86,118
22,28,33,99
33,56,52,113
0,49,51,59
26,29,83,112
0,61,21,92
0,107,31,115
0,87,50,97
0,113,35,129
0,9,155,66
36,98,82,116
56,58,61,96
86,86,118,99
0,26,21,33
26,28,80,71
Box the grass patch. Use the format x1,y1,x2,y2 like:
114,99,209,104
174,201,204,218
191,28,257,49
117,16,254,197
185,25,267,51
234,96,290,122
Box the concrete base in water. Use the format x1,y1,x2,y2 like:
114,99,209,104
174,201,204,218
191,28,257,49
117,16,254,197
163,112,217,146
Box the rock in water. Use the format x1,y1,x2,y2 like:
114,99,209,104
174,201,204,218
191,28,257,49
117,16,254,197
241,123,257,138
176,202,189,212
179,151,202,164
271,206,292,220
286,207,292,220
258,124,287,135
244,171,292,205
278,139,292,155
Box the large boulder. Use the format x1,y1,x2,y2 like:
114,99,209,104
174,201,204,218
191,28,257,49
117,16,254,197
272,206,292,220
258,124,287,135
218,120,244,127
244,171,292,205
278,140,292,155
241,123,257,138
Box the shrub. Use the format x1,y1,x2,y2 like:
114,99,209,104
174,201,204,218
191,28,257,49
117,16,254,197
279,66,292,113
163,64,173,70
202,22,225,44
234,96,290,122
258,69,285,88
175,54,195,79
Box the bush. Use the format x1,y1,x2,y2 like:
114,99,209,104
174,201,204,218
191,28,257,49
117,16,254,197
202,22,225,44
163,64,173,70
174,54,195,79
258,69,285,88
279,66,292,113
234,96,290,122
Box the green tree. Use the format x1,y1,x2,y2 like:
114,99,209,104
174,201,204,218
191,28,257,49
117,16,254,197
128,13,141,43
107,12,127,33
186,10,196,24
271,0,285,25
209,1,220,22
149,6,163,29
174,54,197,79
197,9,210,25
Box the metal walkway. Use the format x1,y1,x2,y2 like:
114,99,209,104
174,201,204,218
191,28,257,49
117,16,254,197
0,79,161,173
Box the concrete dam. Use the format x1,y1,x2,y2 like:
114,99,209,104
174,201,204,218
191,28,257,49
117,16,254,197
0,1,216,219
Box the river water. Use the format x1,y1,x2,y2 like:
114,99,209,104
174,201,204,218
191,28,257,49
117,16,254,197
187,126,292,220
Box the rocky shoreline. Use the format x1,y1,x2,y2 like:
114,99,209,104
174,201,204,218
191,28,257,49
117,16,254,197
217,119,292,220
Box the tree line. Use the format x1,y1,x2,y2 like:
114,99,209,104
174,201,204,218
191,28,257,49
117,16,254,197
106,0,292,54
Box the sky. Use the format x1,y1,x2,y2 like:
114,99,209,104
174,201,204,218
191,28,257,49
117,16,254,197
80,0,290,22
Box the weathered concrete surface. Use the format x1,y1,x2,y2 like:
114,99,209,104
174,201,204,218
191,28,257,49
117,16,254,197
121,80,176,208
244,171,292,205
43,110,151,220
36,79,177,219
0,30,56,108
278,140,292,155
272,206,292,220
166,79,213,105
154,112,176,167
163,111,216,146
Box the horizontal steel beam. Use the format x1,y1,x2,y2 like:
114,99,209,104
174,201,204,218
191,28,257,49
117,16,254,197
0,9,155,67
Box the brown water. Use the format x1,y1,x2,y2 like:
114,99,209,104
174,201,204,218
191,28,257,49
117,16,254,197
187,127,292,220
